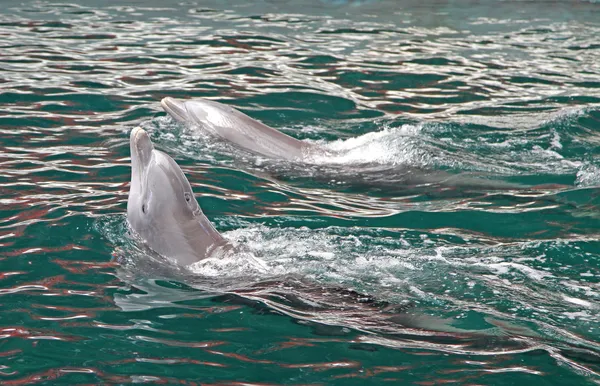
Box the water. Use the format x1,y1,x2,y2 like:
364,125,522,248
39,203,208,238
1,0,600,384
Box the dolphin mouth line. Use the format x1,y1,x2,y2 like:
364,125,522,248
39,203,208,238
132,127,145,149
131,127,143,165
161,97,188,122
130,127,153,192
132,127,148,164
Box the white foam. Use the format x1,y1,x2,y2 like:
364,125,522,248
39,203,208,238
486,262,553,281
550,129,563,150
562,311,592,320
153,110,592,179
185,225,425,293
189,249,270,277
576,162,600,187
306,124,428,166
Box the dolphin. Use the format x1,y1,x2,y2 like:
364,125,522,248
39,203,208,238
160,97,537,193
161,97,318,161
127,127,231,266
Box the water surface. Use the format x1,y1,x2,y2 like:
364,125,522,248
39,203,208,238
1,0,600,384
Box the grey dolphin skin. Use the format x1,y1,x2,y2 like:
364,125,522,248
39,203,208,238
127,127,231,265
161,97,316,161
161,96,530,192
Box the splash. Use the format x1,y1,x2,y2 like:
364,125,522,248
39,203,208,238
307,124,428,166
576,162,600,187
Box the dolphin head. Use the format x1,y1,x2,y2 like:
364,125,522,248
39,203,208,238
127,127,227,266
160,97,237,134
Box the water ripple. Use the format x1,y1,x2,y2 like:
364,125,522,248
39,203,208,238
1,0,600,384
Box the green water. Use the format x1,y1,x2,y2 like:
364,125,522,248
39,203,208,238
1,0,600,384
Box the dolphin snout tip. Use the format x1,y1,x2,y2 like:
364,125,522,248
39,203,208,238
160,97,188,122
160,97,171,108
130,126,154,158
130,126,147,143
161,96,179,109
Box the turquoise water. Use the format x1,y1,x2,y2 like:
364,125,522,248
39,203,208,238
1,0,600,384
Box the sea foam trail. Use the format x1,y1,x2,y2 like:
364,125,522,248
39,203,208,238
152,106,599,185
102,215,600,365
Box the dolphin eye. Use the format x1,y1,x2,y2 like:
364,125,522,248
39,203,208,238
184,192,192,203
